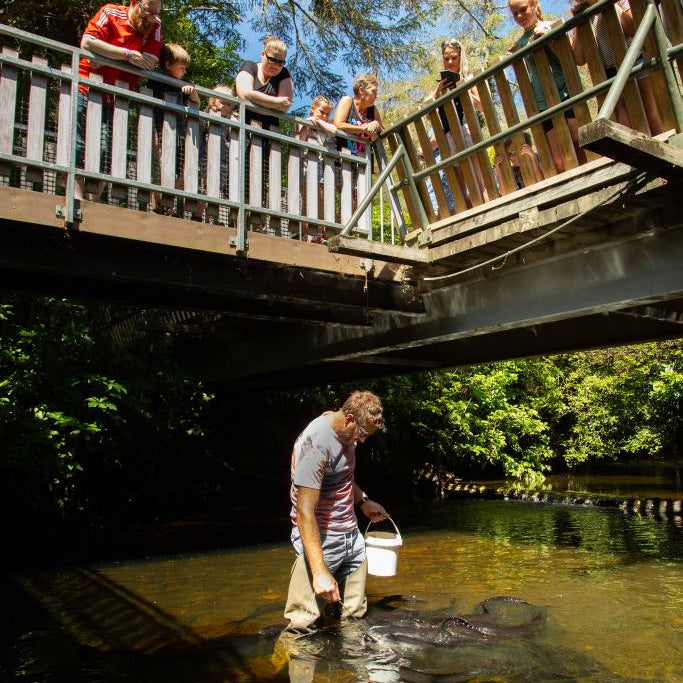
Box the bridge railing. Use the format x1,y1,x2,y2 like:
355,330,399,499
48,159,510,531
0,23,377,251
377,0,683,240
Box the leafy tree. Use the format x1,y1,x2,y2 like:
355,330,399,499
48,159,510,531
250,0,439,97
0,293,216,534
554,342,683,465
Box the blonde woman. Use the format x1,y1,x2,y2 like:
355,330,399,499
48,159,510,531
424,38,487,212
235,35,293,128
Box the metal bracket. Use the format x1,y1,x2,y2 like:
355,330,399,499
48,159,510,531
56,204,82,222
360,258,375,273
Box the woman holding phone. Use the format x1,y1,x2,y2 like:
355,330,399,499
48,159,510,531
424,38,488,212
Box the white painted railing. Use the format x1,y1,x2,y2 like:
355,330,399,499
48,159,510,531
0,23,374,251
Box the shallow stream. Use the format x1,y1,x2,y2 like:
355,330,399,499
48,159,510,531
3,491,682,682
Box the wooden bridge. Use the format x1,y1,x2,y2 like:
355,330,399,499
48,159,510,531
1,0,683,387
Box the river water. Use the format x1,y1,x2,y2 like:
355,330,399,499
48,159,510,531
2,486,682,682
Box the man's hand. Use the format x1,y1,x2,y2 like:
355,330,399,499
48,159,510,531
313,570,340,602
360,499,389,522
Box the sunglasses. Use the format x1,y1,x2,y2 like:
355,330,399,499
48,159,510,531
137,2,159,15
441,38,462,50
264,53,286,66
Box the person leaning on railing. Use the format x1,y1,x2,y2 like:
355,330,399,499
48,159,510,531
422,38,489,213
76,0,163,199
333,73,384,155
149,42,199,216
507,0,586,173
235,36,294,129
569,0,662,135
235,36,293,232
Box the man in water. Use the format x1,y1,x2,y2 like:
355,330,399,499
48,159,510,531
284,390,389,631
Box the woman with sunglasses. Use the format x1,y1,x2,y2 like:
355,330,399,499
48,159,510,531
235,35,294,129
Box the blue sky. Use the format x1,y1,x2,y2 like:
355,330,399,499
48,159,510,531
237,0,569,111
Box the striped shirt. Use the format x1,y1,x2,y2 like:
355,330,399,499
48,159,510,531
290,414,357,533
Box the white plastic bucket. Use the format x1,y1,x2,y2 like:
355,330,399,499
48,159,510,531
364,518,402,577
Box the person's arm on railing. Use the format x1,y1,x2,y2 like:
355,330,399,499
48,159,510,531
81,34,158,71
235,69,293,113
334,96,383,141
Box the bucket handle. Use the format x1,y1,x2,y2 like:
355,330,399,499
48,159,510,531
365,516,402,541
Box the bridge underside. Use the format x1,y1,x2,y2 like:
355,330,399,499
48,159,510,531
1,165,683,388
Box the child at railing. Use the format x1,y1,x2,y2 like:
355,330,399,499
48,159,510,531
150,42,200,215
493,133,545,194
297,96,338,243
194,85,238,224
508,0,587,172
569,0,662,135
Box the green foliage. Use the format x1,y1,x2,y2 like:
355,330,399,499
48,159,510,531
0,293,215,527
553,343,683,465
247,0,439,98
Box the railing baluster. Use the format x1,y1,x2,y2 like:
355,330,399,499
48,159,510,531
438,99,481,208
160,91,177,210
660,0,683,76
26,55,47,185
493,67,537,189
426,102,468,208
602,3,650,133
305,147,319,226
84,73,104,195
0,46,18,178
323,142,335,226
228,124,239,229
477,74,517,195
461,84,499,201
511,58,558,178
551,33,600,160
386,133,420,232
268,124,281,234
249,121,263,230
356,152,370,235
340,146,353,225
183,102,199,214
110,79,129,199
56,65,72,176
136,85,153,205
630,0,677,132
287,137,301,238
398,127,436,223
534,47,579,171
414,116,450,217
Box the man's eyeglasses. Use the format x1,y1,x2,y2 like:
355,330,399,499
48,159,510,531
355,423,370,440
264,53,286,66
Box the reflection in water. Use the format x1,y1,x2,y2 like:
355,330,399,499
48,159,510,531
5,500,683,682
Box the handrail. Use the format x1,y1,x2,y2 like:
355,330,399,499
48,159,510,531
0,20,377,244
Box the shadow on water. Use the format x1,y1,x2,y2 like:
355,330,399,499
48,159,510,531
3,497,682,682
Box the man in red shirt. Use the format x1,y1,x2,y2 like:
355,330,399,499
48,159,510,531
79,0,162,92
76,0,162,198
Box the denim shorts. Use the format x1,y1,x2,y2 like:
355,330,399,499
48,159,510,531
291,525,366,579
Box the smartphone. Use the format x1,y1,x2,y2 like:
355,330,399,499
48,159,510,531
439,70,460,83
